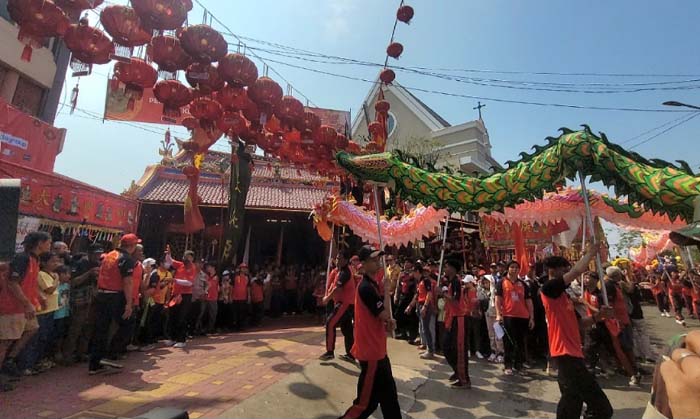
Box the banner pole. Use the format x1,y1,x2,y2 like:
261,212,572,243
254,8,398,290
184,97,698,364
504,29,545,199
437,216,451,280
373,186,395,330
578,171,609,306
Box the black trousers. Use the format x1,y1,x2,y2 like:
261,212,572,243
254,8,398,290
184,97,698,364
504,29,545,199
503,316,528,370
251,302,264,326
395,297,417,341
88,292,126,371
169,294,192,343
444,316,470,385
340,356,401,419
231,300,247,330
325,303,354,354
467,315,482,356
143,303,164,344
110,305,140,356
555,355,613,419
655,293,669,313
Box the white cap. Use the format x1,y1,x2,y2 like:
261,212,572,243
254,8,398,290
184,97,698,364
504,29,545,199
462,275,475,284
142,258,156,269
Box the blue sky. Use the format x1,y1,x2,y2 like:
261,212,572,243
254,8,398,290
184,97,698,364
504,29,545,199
55,0,700,200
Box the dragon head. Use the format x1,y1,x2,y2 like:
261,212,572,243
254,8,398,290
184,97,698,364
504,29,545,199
336,151,394,183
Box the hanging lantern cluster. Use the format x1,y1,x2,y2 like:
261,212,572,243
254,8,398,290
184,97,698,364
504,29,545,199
5,0,362,177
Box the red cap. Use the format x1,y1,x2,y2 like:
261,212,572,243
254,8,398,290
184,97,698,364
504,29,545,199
120,233,142,246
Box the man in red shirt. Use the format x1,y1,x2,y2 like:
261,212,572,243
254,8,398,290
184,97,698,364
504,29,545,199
320,250,355,362
541,242,613,419
340,246,400,419
231,263,250,331
165,249,197,348
197,261,219,334
250,268,266,326
88,233,138,374
0,231,51,385
109,244,145,358
494,261,534,375
443,258,471,389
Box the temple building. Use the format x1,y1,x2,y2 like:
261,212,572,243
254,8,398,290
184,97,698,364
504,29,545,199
131,146,335,267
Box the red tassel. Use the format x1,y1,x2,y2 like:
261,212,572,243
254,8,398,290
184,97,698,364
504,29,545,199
70,83,79,114
21,45,33,62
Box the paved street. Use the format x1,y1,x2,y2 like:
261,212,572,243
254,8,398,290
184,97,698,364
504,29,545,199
0,306,697,419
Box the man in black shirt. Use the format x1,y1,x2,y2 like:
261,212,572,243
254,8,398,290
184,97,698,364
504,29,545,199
320,250,355,362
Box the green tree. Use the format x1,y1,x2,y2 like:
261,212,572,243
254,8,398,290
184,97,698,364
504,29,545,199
615,230,643,257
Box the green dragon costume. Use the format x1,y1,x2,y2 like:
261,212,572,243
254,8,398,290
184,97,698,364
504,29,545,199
336,126,700,222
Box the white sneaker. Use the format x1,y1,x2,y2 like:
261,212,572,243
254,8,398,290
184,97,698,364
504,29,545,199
664,312,671,317
495,355,504,363
162,340,175,347
419,352,434,359
675,319,684,325
126,344,139,352
476,351,484,360
173,342,186,349
488,353,497,362
629,375,640,386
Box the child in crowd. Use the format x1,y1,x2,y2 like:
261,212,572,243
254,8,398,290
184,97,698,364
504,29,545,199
52,265,72,365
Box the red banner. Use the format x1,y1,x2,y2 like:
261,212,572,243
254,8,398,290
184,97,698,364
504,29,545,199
306,107,350,134
104,80,190,125
0,99,66,173
480,217,569,250
0,161,137,232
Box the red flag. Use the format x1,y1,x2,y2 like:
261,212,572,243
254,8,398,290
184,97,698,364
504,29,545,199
512,223,530,277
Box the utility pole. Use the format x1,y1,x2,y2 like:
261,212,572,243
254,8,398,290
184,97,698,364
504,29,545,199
473,101,486,120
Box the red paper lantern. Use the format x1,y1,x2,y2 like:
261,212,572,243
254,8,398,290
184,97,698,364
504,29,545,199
346,141,362,154
153,79,193,119
316,125,338,147
248,77,283,122
217,111,248,137
185,63,225,94
63,18,114,76
300,111,321,136
218,53,258,87
274,95,304,128
100,5,152,58
368,121,384,138
214,85,250,111
241,100,261,128
131,0,189,31
181,116,199,131
335,134,349,150
396,5,415,24
113,58,157,110
375,100,390,114
189,97,223,121
55,0,104,12
178,25,228,63
7,0,69,62
364,141,382,153
387,42,404,59
149,35,193,75
379,68,396,85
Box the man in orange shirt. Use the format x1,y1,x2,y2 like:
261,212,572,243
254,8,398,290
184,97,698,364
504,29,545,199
320,250,355,362
250,268,266,326
443,258,471,389
339,246,400,419
165,249,197,348
109,244,145,358
88,233,138,374
495,261,534,375
0,231,51,384
231,264,250,331
541,242,613,419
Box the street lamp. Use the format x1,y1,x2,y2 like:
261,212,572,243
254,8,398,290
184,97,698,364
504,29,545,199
663,101,700,111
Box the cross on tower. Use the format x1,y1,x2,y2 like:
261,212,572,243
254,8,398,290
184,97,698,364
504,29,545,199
473,101,486,120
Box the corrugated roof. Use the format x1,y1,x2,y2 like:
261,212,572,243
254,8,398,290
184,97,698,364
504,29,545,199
138,176,329,211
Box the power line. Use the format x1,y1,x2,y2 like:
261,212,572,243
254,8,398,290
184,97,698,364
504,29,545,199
619,114,696,145
253,57,695,113
629,112,700,149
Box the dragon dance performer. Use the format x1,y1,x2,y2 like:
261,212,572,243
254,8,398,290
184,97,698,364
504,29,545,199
320,250,356,362
442,257,472,389
541,241,613,419
340,245,401,419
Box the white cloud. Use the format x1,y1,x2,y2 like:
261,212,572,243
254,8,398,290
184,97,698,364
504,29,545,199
323,0,357,39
